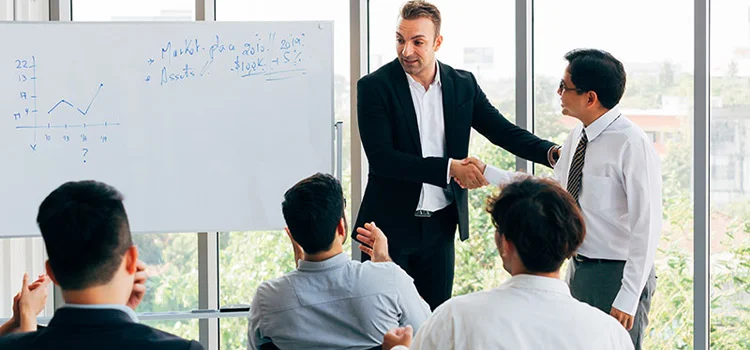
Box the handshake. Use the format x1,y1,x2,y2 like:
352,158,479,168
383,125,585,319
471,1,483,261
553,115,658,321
449,157,488,189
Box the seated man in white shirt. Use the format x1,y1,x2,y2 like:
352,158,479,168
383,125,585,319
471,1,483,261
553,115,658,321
382,177,634,350
248,173,431,350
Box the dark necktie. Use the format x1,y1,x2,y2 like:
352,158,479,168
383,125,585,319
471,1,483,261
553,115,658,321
567,129,588,204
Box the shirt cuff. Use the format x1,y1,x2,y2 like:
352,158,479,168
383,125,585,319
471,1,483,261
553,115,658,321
391,346,411,350
483,165,509,187
547,145,560,167
446,158,453,185
612,289,639,316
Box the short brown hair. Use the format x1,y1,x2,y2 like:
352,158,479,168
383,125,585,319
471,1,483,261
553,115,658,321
400,0,442,37
486,176,586,273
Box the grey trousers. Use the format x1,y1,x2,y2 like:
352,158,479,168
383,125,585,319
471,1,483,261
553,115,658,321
567,258,657,350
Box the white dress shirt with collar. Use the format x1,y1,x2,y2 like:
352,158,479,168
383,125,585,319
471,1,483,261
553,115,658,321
484,107,663,316
394,274,633,350
404,63,453,212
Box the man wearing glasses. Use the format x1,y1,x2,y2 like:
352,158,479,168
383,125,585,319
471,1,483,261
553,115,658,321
465,49,662,350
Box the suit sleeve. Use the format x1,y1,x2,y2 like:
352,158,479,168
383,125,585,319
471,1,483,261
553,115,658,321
188,340,206,350
358,78,451,187
469,74,556,167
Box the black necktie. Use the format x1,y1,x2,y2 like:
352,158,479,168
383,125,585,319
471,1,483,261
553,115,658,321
567,130,588,204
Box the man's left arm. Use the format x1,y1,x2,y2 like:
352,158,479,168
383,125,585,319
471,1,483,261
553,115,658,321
468,75,558,167
612,139,663,319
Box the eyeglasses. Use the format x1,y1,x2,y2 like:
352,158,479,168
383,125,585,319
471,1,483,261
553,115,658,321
558,80,584,94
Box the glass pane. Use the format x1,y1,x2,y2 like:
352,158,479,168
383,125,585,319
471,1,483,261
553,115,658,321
133,233,199,313
220,315,248,349
72,0,195,21
534,1,694,348
710,2,750,347
368,1,515,294
218,230,295,308
0,0,12,20
0,237,53,318
142,318,199,342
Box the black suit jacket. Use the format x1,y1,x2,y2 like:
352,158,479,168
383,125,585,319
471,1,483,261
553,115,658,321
0,308,204,350
353,59,554,248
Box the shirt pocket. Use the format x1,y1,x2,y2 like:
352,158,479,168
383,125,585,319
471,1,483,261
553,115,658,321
582,175,626,211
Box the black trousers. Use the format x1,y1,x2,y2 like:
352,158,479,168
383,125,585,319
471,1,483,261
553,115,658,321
361,203,458,311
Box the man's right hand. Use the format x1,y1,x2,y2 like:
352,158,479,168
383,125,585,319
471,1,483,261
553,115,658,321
450,159,489,189
382,325,413,350
15,273,51,332
126,260,148,311
356,222,391,262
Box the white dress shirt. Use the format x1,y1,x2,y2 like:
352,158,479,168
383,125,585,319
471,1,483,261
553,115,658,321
404,63,452,212
394,274,634,350
483,107,663,316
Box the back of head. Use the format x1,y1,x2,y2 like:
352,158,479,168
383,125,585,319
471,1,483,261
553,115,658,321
487,177,585,273
37,180,132,290
282,173,345,254
564,48,626,109
400,0,442,37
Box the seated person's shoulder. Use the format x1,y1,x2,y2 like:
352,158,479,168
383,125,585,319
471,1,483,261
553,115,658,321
358,261,415,290
360,260,403,277
126,323,205,350
0,330,35,349
570,300,632,346
251,274,301,313
0,324,203,350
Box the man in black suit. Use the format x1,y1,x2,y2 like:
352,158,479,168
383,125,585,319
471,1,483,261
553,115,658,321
354,0,559,310
0,180,203,350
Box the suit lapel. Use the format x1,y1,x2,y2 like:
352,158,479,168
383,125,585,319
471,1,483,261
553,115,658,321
440,61,456,157
390,59,423,155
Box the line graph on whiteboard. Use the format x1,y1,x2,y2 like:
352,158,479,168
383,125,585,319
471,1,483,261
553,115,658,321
10,56,121,163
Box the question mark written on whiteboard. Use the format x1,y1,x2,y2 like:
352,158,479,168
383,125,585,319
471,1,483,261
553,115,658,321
82,148,89,163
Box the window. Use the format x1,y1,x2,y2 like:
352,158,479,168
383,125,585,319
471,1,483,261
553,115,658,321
369,0,516,295
0,237,52,319
0,0,55,323
143,319,200,342
72,0,194,21
0,0,11,20
533,1,694,348
710,2,750,345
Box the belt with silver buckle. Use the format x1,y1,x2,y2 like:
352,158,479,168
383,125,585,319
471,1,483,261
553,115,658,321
414,209,434,218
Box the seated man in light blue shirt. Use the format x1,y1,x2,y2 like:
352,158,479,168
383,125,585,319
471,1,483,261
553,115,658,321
248,173,431,350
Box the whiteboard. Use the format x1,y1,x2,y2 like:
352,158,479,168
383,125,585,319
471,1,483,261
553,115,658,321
0,22,334,237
